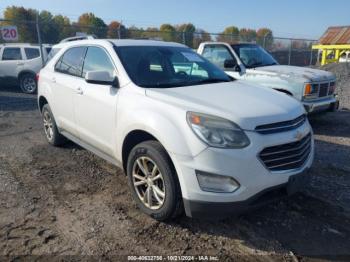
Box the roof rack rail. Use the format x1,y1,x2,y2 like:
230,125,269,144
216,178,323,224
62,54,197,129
59,35,96,43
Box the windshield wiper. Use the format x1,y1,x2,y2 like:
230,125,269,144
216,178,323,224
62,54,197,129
247,62,263,68
263,62,278,66
194,78,231,85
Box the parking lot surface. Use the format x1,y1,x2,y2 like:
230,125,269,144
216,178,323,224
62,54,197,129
0,84,350,261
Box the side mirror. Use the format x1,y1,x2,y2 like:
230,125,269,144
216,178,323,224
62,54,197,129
224,59,241,72
85,71,119,88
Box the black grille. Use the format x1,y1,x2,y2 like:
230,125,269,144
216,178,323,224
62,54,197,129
319,83,329,97
255,115,306,134
259,133,312,171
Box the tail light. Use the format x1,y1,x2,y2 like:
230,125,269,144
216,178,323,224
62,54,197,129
36,73,40,82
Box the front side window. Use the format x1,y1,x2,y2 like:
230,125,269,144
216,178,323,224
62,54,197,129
25,48,40,59
82,46,115,78
232,44,278,68
55,47,87,77
202,45,236,69
2,48,22,61
115,46,231,88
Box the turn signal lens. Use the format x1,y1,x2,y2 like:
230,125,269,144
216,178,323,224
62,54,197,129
304,83,312,95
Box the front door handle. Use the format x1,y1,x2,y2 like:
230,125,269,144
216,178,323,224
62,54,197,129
17,62,24,66
76,87,83,95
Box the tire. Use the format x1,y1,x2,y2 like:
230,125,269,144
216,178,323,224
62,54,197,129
19,73,37,94
127,141,183,221
42,104,66,146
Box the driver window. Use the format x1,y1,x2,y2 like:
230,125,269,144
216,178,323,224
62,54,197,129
82,46,115,78
202,45,236,69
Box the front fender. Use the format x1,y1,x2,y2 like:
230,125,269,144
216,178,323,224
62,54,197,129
116,108,207,160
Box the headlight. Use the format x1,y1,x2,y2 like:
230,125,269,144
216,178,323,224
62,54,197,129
187,112,250,148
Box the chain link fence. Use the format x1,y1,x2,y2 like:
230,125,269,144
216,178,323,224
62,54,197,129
0,18,318,67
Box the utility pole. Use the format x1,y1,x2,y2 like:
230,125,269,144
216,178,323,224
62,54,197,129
288,39,292,65
36,13,45,67
117,20,123,39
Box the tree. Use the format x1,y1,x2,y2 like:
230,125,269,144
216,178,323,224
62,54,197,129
239,28,257,42
256,28,273,49
176,23,196,47
39,11,61,44
217,26,239,43
107,21,127,39
52,15,73,41
144,27,161,40
77,13,107,38
193,29,211,48
2,6,37,43
159,23,176,42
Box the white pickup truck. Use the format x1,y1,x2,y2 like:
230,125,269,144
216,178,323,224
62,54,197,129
198,42,339,113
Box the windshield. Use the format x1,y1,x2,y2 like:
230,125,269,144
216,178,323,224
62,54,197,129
114,46,232,88
232,44,278,69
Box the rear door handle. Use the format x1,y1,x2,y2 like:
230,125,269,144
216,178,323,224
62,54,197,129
17,62,24,66
76,87,83,95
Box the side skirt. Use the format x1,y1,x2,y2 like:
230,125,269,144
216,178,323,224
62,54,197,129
60,130,123,169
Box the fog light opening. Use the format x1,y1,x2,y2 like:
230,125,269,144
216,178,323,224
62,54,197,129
196,171,240,193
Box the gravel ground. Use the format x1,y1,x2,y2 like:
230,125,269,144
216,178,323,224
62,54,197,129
319,63,350,110
0,81,350,261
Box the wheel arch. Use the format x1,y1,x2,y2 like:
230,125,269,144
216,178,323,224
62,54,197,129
17,70,37,80
121,129,160,173
38,95,48,112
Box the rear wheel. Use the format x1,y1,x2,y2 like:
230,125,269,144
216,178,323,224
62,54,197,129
127,141,183,221
42,104,66,146
19,73,37,94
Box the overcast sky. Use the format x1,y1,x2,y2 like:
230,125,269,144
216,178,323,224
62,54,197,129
1,0,349,39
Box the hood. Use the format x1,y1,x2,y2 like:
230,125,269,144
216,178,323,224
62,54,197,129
145,81,305,130
249,65,335,83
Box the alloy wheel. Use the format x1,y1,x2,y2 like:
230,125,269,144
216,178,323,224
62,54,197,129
22,77,36,93
132,156,166,210
43,110,54,141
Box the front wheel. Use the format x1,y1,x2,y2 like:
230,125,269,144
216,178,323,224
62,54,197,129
42,104,66,146
19,73,37,94
127,141,183,221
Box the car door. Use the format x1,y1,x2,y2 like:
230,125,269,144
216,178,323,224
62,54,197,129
74,46,118,157
51,46,87,137
201,44,243,79
0,47,24,80
24,47,42,73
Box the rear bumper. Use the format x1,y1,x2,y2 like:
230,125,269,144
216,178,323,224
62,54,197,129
183,171,309,219
303,96,339,113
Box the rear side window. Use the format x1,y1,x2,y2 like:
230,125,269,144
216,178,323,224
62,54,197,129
82,46,115,78
25,48,40,59
55,47,87,77
2,48,22,60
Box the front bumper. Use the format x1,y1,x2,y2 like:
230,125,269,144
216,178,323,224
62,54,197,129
169,121,314,219
183,171,309,219
303,96,339,113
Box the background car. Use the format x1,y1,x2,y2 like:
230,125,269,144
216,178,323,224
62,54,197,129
0,43,51,94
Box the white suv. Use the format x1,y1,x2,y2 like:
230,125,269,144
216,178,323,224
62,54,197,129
0,43,51,93
38,39,314,220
